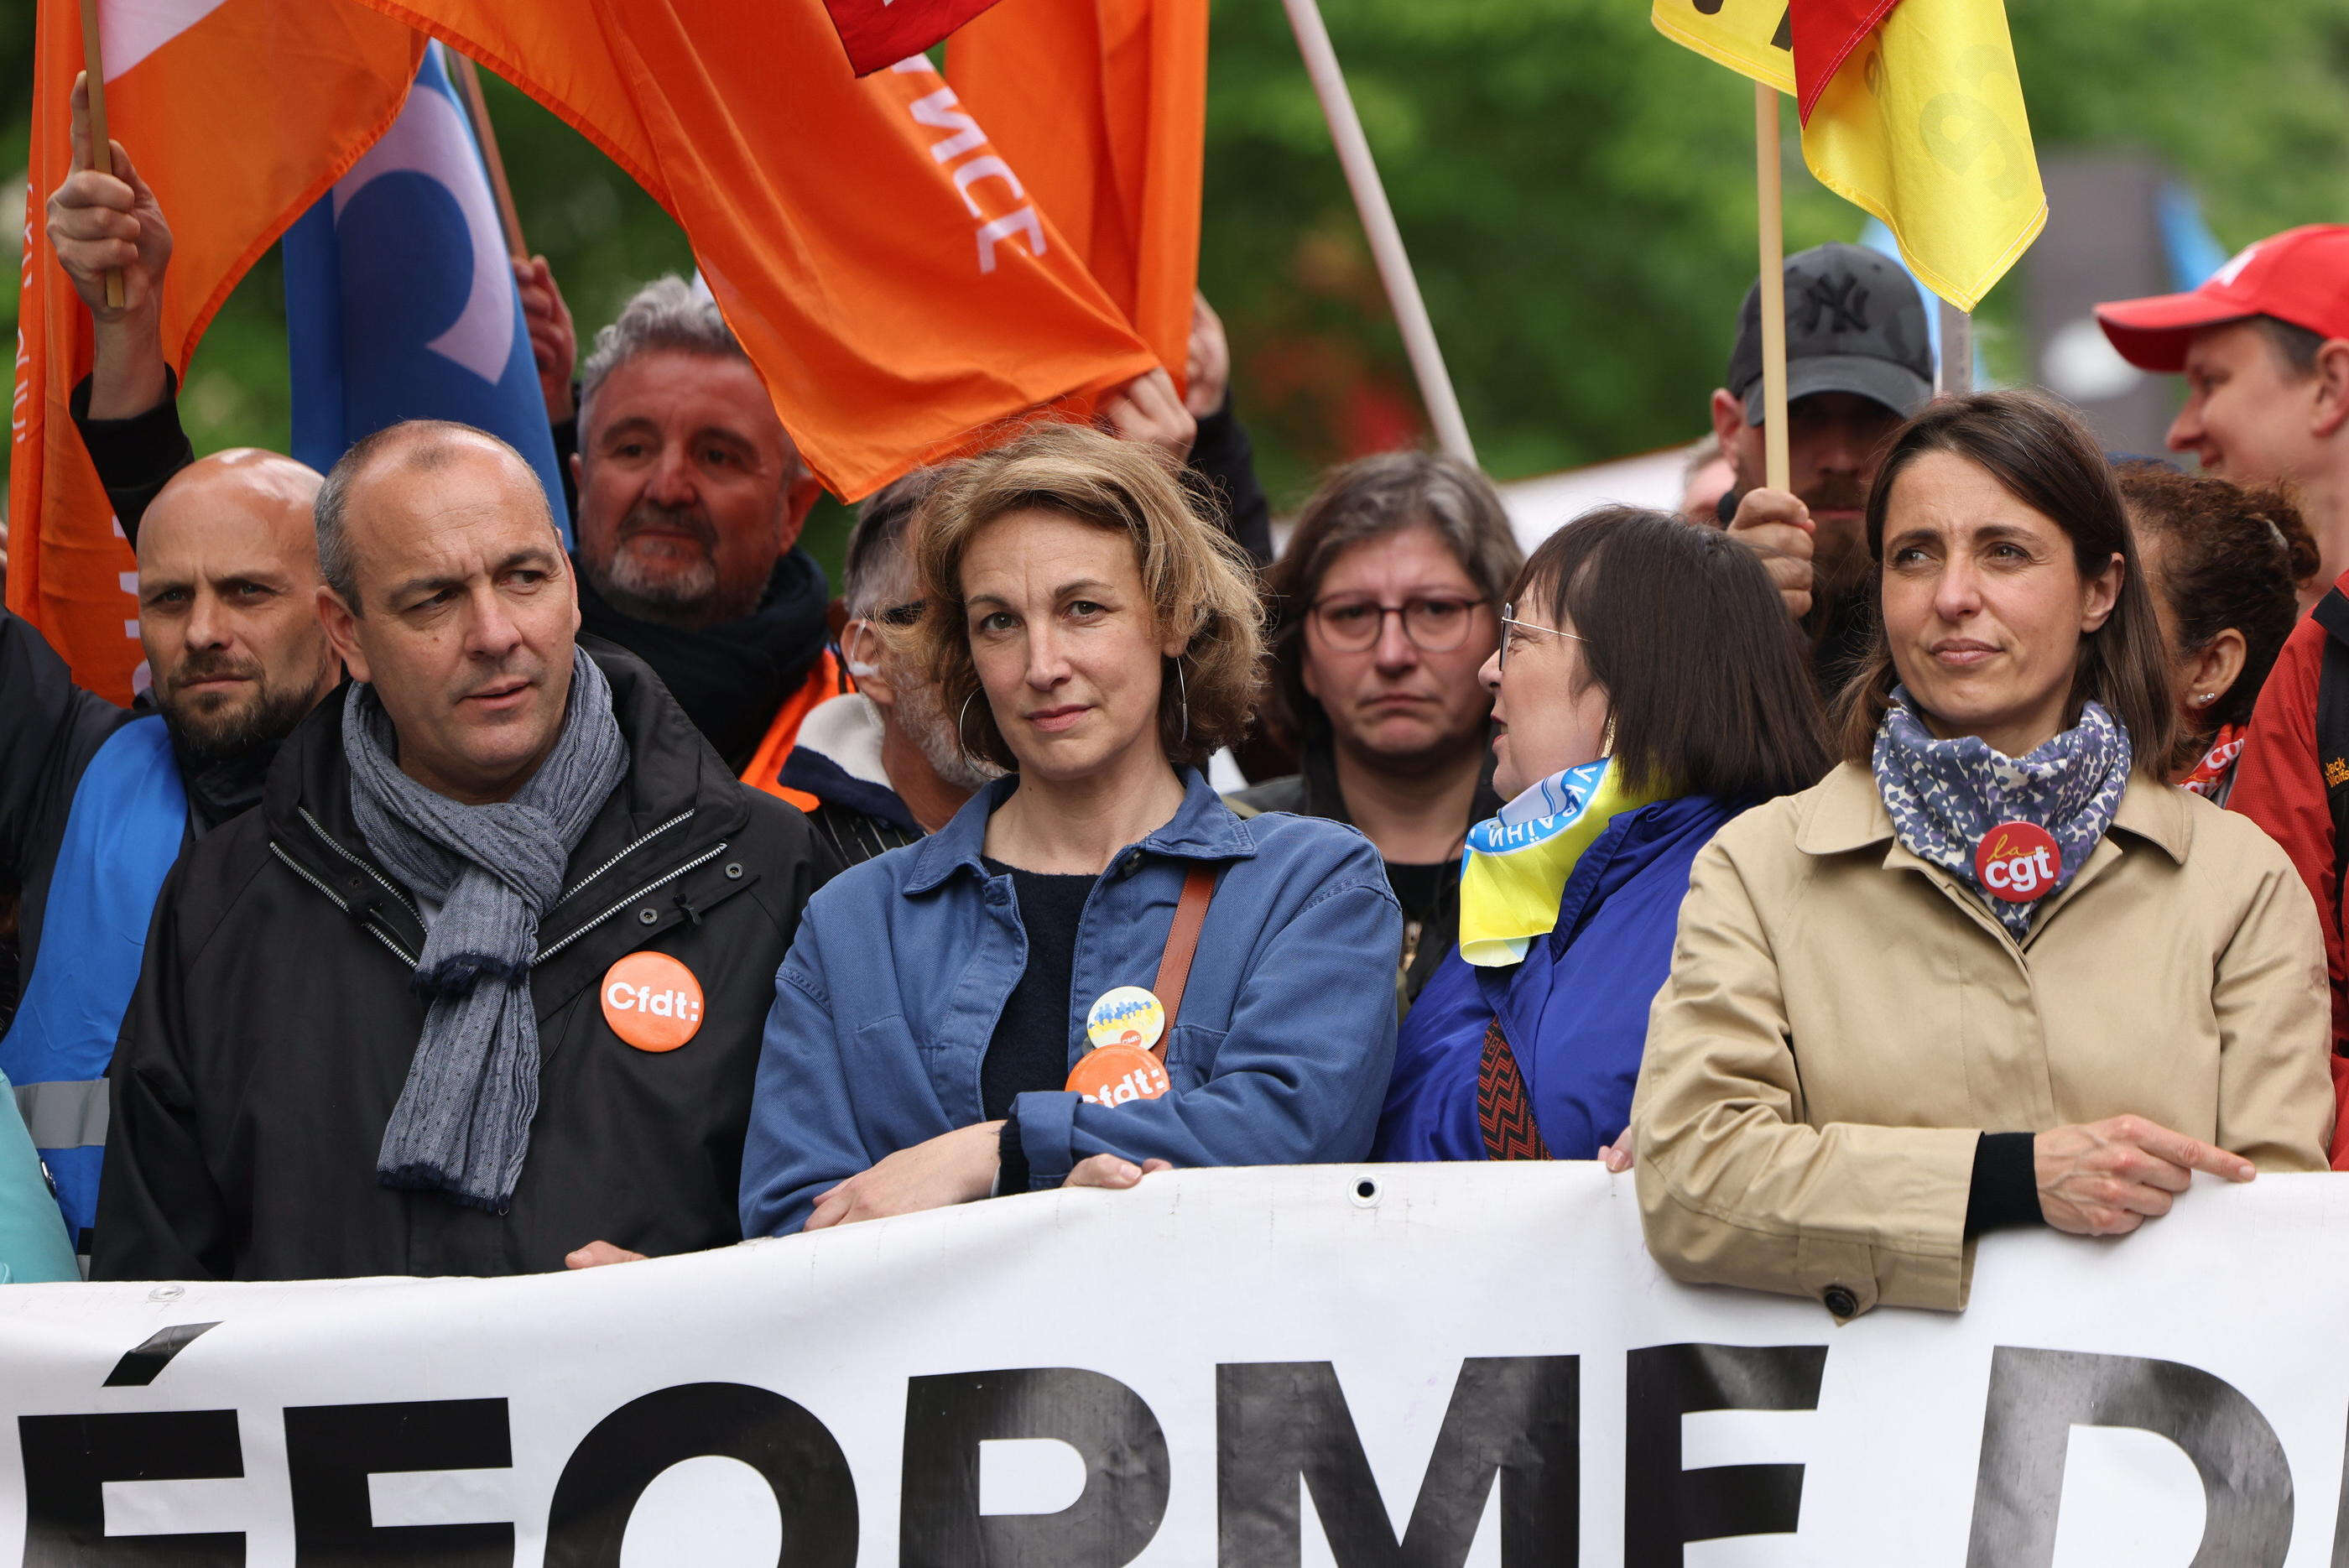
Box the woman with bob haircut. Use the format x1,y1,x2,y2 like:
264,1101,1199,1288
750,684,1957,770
739,423,1401,1235
1375,508,1826,1162
1633,390,2331,1319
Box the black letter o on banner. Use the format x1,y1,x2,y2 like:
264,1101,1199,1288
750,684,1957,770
544,1383,858,1567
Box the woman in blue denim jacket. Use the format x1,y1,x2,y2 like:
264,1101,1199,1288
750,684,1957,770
741,425,1402,1236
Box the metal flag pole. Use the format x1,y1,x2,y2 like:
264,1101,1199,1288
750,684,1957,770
1281,0,1477,467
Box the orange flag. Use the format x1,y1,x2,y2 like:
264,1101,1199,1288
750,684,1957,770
949,0,1208,382
9,0,421,701
352,0,1159,499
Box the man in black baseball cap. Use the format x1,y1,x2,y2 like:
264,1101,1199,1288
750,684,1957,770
1707,242,1935,691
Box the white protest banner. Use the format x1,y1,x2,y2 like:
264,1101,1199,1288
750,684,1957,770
3,1162,2347,1563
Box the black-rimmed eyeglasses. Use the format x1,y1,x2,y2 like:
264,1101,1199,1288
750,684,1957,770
1307,595,1490,654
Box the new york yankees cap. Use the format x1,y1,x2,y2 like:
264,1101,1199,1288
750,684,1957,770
1727,242,1935,425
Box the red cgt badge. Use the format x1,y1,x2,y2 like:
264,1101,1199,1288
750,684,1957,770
1975,820,2061,903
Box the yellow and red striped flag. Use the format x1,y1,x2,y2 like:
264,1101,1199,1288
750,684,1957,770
1651,0,2044,312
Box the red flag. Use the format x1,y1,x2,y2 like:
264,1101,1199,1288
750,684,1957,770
9,0,420,700
823,0,1008,76
949,0,1207,381
1790,0,1900,121
352,0,1156,499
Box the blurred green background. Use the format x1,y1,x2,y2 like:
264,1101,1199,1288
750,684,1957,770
3,0,2347,580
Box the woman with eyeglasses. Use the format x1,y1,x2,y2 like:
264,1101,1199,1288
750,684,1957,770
1230,453,1523,1009
1372,508,1828,1164
738,425,1402,1234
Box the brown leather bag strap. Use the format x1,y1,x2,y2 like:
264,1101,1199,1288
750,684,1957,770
1149,865,1219,1050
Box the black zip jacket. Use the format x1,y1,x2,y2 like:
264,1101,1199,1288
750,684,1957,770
92,640,839,1281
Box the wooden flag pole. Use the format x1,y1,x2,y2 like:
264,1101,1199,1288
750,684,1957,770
450,53,529,260
1281,0,1476,467
1753,82,1789,492
76,0,123,309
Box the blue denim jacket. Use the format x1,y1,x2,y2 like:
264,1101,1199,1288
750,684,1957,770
741,770,1402,1234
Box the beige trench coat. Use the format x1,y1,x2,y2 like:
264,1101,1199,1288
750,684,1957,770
1632,763,2331,1318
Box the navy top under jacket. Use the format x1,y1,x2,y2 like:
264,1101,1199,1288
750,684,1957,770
741,769,1403,1234
1373,794,1743,1162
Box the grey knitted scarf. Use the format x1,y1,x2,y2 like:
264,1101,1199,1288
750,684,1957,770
343,648,628,1211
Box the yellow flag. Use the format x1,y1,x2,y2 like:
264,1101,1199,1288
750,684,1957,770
1650,0,2045,311
1648,0,1794,95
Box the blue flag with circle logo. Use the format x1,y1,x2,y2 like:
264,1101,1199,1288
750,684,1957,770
283,44,570,541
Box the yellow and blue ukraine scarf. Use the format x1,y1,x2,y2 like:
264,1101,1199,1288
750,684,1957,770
1456,758,1662,967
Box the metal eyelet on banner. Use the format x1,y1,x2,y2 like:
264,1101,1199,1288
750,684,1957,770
1349,1175,1381,1207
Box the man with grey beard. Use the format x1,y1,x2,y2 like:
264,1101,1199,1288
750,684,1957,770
569,278,846,771
763,471,997,864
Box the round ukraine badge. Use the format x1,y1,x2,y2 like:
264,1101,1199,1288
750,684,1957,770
1973,820,2061,904
1086,986,1165,1052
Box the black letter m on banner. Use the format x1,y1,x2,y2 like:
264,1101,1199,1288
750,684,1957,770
1216,1357,1577,1566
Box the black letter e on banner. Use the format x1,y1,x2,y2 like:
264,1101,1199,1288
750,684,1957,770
1622,1342,1827,1566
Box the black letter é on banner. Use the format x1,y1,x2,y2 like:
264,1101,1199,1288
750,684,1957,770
544,1383,857,1567
18,1410,243,1565
1216,1357,1578,1566
1622,1342,1826,1567
899,1367,1169,1566
1967,1347,2292,1567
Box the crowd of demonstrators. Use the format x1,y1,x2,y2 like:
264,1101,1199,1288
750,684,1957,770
1634,392,2332,1320
22,88,2349,1310
95,423,836,1281
1230,455,1520,1008
1374,510,1828,1164
1710,242,1932,693
740,425,1399,1233
2118,464,2315,801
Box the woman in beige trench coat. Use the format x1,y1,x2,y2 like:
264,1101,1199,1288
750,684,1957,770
1632,390,2332,1319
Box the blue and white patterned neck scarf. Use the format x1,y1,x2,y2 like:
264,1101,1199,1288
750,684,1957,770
1871,688,2132,940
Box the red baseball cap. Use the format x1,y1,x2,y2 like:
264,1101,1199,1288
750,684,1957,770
2095,224,2349,373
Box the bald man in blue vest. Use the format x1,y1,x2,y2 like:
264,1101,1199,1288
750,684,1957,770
2,117,341,1261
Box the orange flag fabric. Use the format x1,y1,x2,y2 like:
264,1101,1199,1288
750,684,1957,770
949,0,1208,383
352,0,1159,499
9,0,421,701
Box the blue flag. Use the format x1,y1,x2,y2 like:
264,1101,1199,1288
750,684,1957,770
284,44,571,541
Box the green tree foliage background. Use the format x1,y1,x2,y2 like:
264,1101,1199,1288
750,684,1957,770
3,0,2346,575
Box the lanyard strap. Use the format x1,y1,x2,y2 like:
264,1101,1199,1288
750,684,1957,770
1148,866,1218,1052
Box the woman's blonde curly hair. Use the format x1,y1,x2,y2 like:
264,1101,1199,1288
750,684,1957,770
899,422,1267,774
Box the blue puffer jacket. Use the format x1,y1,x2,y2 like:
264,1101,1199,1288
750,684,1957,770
742,770,1403,1235
1373,794,1744,1162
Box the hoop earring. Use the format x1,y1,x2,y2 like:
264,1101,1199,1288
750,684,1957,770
958,690,980,754
1175,659,1190,748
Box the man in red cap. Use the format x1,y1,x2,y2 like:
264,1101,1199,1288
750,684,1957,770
2097,226,2349,599
2101,227,2349,1163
